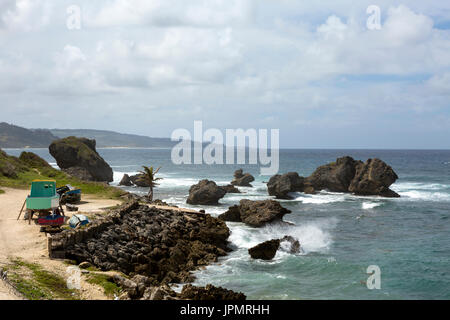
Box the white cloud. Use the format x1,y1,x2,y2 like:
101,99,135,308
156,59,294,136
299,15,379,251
0,1,450,147
1,0,52,31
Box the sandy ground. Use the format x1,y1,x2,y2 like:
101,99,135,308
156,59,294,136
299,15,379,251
0,188,121,300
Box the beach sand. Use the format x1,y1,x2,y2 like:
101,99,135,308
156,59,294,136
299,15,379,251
0,188,122,300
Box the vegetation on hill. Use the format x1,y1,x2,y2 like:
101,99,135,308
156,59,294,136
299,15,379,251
50,128,176,148
0,122,59,148
0,148,126,200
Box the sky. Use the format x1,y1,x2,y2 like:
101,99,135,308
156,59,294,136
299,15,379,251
1,0,450,149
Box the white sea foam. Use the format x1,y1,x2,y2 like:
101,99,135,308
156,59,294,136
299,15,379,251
362,202,382,210
292,192,349,204
390,182,450,201
398,190,450,202
392,182,449,192
228,218,336,256
112,171,139,185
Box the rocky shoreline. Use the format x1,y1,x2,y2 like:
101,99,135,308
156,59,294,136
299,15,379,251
49,200,246,300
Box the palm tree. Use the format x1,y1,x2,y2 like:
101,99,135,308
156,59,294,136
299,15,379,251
139,166,162,201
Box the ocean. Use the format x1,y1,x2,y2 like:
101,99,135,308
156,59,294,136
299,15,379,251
5,148,450,300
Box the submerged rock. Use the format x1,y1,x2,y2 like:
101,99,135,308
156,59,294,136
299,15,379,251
219,199,291,227
187,180,226,205
49,136,113,182
231,169,255,187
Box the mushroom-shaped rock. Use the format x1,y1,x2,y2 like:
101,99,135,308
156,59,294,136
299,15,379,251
49,136,113,182
187,180,227,205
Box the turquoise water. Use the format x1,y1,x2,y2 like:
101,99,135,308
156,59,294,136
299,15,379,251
5,148,450,299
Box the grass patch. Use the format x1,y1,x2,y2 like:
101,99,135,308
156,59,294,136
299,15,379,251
0,189,4,194
0,168,126,200
6,258,80,300
86,273,122,298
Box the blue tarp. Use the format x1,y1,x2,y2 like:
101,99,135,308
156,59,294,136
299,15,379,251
69,214,89,228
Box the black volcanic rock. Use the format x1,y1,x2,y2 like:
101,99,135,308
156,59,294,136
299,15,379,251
49,136,113,182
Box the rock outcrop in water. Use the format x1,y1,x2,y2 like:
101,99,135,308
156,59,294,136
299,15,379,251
249,236,301,260
248,239,280,260
267,172,308,199
348,158,400,197
187,180,227,205
231,169,255,187
219,199,291,227
267,156,399,198
49,136,113,182
119,174,133,186
219,184,241,194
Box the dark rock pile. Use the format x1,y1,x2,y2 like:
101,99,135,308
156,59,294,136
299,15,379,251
111,275,246,300
179,284,246,300
58,201,231,286
219,199,291,227
268,156,399,199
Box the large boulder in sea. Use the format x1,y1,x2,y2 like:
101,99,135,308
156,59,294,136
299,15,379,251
248,239,281,260
267,172,306,199
249,236,301,260
267,156,400,198
306,156,360,193
49,136,113,182
231,169,255,187
186,180,227,205
348,158,400,197
219,199,291,227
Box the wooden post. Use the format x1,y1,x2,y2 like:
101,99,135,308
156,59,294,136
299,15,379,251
16,199,26,220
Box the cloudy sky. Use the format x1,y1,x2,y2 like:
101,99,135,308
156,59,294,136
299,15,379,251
1,0,450,148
